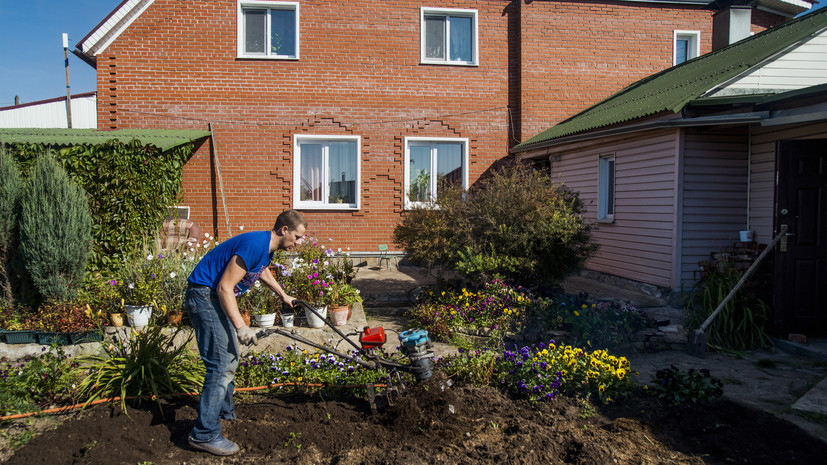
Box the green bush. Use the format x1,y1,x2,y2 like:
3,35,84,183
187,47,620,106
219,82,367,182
685,258,772,352
75,324,203,414
0,147,22,306
0,345,82,416
6,139,193,273
651,365,723,405
394,161,596,289
18,151,91,303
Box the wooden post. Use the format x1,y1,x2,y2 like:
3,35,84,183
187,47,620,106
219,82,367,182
62,33,72,128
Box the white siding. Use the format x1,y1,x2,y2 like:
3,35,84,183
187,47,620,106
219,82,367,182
717,32,827,93
680,128,749,289
0,96,97,129
749,121,827,244
548,130,679,288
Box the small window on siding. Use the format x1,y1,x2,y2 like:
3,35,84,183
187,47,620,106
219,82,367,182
598,154,615,222
673,30,700,65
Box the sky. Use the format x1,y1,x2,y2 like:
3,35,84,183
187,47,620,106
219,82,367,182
0,0,825,108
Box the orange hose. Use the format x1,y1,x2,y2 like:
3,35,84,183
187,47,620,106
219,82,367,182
0,383,388,421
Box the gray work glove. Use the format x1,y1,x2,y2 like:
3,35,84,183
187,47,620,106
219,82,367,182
237,325,258,346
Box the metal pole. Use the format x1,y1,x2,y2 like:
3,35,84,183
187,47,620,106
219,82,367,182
62,33,72,128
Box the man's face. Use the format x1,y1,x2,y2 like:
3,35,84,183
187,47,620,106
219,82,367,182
279,224,306,250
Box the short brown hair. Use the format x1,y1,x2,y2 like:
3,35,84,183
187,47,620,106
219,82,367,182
273,210,307,232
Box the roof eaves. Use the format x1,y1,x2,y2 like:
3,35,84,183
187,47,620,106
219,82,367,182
76,0,155,61
0,129,211,152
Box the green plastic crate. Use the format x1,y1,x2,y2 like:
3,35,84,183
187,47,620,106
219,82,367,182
36,332,72,345
3,330,40,344
70,331,104,344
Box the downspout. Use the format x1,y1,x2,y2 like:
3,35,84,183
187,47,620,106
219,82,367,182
746,125,752,232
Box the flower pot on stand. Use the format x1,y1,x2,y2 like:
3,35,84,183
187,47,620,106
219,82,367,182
253,313,277,328
124,305,152,330
110,313,125,327
330,305,349,326
304,305,328,328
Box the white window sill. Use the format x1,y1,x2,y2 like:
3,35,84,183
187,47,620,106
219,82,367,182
597,217,615,224
295,204,359,211
420,60,477,67
236,55,299,61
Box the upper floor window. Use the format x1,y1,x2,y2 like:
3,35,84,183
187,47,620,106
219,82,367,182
293,135,360,210
673,30,700,65
420,8,478,66
238,1,299,59
598,154,615,222
405,137,468,208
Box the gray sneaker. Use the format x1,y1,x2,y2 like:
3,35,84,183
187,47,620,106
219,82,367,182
188,435,240,456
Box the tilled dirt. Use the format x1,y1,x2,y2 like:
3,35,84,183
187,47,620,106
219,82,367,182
4,371,827,465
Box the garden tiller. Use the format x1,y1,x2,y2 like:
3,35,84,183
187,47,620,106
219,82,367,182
252,300,436,411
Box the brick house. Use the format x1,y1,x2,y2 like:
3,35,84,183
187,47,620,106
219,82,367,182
74,0,808,253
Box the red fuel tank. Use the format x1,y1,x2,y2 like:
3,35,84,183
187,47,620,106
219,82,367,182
359,327,386,349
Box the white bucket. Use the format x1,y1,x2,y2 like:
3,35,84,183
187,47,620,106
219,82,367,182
305,305,328,328
739,230,754,242
253,313,277,328
125,305,152,330
281,313,295,328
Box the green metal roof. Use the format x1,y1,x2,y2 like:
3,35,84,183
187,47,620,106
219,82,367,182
0,128,211,151
517,7,827,148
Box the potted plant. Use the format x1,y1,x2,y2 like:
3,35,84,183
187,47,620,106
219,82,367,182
115,253,163,329
327,283,362,325
241,282,281,328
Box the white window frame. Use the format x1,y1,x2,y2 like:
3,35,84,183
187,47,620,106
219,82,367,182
598,154,615,223
237,1,300,60
292,135,361,210
420,7,478,66
404,137,469,209
673,30,700,66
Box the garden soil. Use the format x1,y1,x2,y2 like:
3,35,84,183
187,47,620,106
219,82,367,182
4,370,827,465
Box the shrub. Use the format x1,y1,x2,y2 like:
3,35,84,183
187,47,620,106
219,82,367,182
74,325,204,414
0,345,82,415
394,161,596,289
537,295,658,351
6,139,195,273
18,151,91,303
685,258,772,351
407,280,531,342
0,147,22,306
651,365,723,405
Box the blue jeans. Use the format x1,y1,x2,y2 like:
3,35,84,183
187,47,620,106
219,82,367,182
186,285,239,442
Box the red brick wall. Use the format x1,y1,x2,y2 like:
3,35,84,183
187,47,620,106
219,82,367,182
519,1,715,139
93,0,784,252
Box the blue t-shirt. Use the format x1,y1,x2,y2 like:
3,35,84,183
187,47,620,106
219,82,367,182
188,230,272,295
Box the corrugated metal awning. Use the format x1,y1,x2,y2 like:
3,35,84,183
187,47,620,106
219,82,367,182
0,128,211,152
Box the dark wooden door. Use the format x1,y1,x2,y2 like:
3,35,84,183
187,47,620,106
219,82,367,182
774,140,827,335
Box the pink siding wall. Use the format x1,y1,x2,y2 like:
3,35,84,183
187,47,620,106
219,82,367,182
545,130,680,288
680,128,749,289
749,122,827,244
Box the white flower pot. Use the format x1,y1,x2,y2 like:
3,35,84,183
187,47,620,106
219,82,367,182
281,313,295,328
304,305,328,328
124,305,152,330
253,313,277,328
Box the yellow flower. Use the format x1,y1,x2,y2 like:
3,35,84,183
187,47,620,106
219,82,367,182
581,304,587,309
297,377,303,382
616,368,627,379
599,385,606,392
574,310,580,316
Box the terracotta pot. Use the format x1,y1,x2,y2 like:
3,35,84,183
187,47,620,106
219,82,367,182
240,311,252,327
167,312,183,325
110,313,124,327
330,306,349,326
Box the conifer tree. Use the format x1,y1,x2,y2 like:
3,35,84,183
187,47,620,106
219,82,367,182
18,151,92,303
0,146,23,305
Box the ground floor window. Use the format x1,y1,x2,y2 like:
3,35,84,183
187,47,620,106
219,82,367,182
293,135,360,209
598,153,615,222
404,137,468,208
